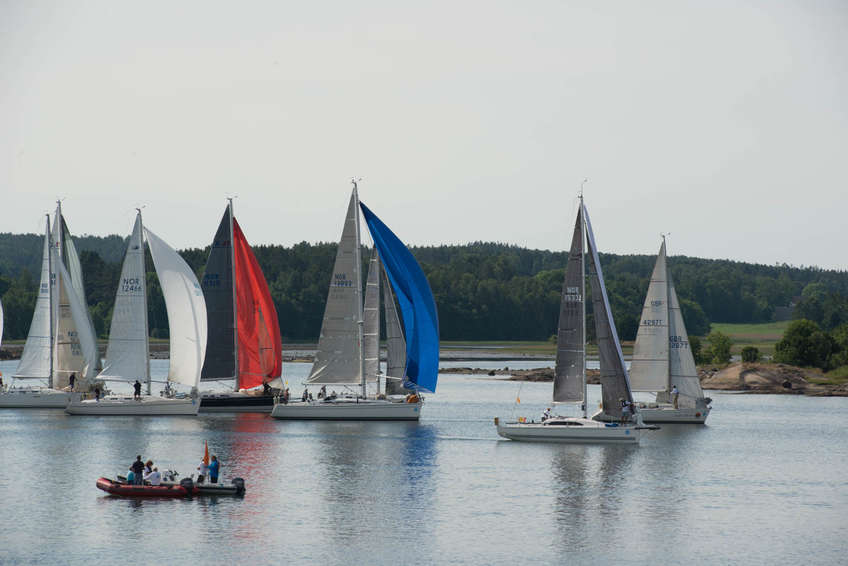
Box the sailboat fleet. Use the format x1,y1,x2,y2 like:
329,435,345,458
0,185,712,443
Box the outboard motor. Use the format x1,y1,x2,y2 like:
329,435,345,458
231,478,246,495
180,477,195,494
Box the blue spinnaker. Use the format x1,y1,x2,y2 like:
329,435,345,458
360,202,440,393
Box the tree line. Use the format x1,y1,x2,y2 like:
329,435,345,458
0,234,846,343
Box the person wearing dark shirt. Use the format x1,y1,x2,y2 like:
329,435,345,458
133,380,142,400
208,455,220,484
131,456,145,485
69,373,76,391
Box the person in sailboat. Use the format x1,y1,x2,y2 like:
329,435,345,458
671,384,679,409
163,381,172,398
301,388,308,402
263,382,272,395
69,373,76,391
133,380,142,401
542,407,552,422
620,399,631,424
94,387,101,402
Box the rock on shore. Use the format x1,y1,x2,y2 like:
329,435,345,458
699,362,847,396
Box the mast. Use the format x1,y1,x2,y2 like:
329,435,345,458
46,215,55,389
579,194,587,418
138,209,151,395
229,198,240,391
352,179,366,399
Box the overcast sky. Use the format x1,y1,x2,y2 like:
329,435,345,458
2,1,846,269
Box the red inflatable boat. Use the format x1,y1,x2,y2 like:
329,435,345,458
96,477,190,497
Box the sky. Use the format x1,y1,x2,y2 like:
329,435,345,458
1,1,846,269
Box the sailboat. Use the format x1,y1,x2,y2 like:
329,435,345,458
198,200,283,412
270,181,438,420
66,211,207,415
495,197,655,443
593,237,711,424
0,208,99,408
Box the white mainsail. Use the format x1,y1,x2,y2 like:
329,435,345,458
308,191,363,385
144,228,207,389
667,271,705,406
53,260,98,386
629,239,670,392
363,247,381,382
15,219,56,380
99,214,149,382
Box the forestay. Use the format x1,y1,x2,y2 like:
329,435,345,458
15,221,55,380
145,228,207,388
553,206,585,404
584,205,633,417
309,192,363,384
360,202,439,393
99,215,149,382
629,239,670,392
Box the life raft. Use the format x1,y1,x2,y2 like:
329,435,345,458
96,477,192,497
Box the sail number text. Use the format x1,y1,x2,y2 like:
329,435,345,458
121,278,143,292
564,286,582,302
333,273,353,287
669,335,689,349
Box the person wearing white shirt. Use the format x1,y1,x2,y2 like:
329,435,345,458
144,467,162,486
671,385,680,409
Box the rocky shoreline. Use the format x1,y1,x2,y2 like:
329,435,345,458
440,363,848,397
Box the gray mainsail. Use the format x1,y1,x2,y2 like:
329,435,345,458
200,207,237,381
629,239,670,392
666,269,705,406
553,206,585,404
308,190,363,384
383,262,408,395
363,247,381,382
584,205,633,418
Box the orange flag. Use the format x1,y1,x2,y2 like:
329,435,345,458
203,440,210,467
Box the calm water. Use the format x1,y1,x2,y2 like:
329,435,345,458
1,359,846,565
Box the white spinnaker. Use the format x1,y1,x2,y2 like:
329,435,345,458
363,248,381,382
99,215,149,382
53,260,98,386
15,223,54,379
668,272,704,407
308,191,363,384
145,228,207,388
629,240,670,392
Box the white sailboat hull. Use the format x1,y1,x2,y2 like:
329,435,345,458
592,405,710,424
65,395,200,415
495,416,641,444
270,398,422,420
0,388,72,408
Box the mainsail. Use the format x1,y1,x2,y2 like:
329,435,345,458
667,270,705,407
363,247,381,382
308,192,363,385
553,206,585,404
232,217,281,389
15,219,55,380
360,201,439,393
584,204,633,417
629,239,670,392
98,214,149,383
200,207,237,381
145,228,207,388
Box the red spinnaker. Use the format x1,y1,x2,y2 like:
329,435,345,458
233,219,282,389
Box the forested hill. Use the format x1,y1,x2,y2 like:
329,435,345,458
1,234,846,342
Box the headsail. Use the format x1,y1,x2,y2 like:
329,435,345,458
629,239,670,392
363,247,381,382
99,214,149,382
584,204,632,417
53,260,98,386
553,206,586,404
144,228,207,388
15,219,55,380
360,202,439,393
383,264,408,395
200,207,237,381
308,191,363,384
232,217,282,389
667,269,705,406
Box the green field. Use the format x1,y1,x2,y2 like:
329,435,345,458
709,321,790,355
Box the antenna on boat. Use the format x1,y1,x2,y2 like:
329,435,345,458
579,178,588,198
351,177,362,191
